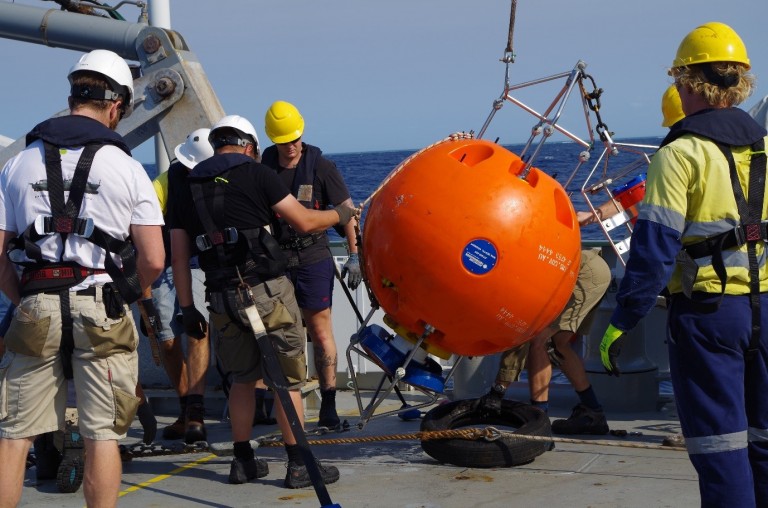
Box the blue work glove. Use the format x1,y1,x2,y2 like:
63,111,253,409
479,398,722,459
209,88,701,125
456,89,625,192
341,253,362,290
177,304,207,340
600,324,626,376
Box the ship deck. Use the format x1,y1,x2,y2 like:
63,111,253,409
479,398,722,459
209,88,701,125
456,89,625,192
19,381,697,508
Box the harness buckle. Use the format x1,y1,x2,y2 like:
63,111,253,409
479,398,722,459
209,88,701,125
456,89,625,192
734,225,746,246
195,234,214,252
223,227,239,244
195,228,239,252
34,215,56,236
34,215,94,237
74,217,95,238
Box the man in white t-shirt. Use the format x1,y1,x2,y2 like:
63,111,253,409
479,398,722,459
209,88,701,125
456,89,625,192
0,49,164,507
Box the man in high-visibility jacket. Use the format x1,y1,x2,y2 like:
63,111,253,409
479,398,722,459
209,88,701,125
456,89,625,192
600,22,768,506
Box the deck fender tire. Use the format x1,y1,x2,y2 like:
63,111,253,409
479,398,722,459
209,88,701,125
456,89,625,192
420,398,552,468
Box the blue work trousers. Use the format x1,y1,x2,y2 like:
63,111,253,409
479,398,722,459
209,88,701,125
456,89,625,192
668,293,768,508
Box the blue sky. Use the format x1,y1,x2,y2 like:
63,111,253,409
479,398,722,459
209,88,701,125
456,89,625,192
1,0,767,163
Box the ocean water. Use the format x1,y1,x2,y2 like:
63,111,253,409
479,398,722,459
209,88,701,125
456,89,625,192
326,136,661,242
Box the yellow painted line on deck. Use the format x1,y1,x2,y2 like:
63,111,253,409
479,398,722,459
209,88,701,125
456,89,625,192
118,453,216,498
115,401,407,499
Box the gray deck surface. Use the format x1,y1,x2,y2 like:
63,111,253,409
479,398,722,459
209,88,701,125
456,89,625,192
18,382,698,508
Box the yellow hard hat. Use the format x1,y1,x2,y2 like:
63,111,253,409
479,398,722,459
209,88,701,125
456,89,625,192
264,101,305,144
673,22,750,69
661,85,684,127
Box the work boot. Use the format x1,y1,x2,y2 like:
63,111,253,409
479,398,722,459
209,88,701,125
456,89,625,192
162,414,186,440
184,403,207,444
317,390,340,428
284,460,340,489
551,403,609,435
33,432,62,481
228,457,269,484
56,424,85,493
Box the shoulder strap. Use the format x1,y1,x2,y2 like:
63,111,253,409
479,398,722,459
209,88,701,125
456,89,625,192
190,172,230,266
290,146,319,199
715,140,766,358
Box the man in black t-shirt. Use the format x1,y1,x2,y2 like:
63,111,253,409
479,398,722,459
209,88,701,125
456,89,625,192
168,114,356,488
262,100,361,428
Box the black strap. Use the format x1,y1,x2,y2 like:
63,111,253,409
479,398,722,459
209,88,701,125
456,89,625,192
716,140,766,359
88,228,141,303
191,178,229,267
44,142,99,380
275,147,320,246
22,143,100,263
255,333,336,507
59,289,74,379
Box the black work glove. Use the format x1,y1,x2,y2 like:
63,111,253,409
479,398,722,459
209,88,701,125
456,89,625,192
177,304,207,340
136,400,157,445
138,298,163,337
341,253,362,290
333,204,358,226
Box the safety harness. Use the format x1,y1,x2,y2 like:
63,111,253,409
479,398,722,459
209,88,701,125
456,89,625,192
188,163,287,313
663,108,768,359
262,144,328,262
8,140,142,377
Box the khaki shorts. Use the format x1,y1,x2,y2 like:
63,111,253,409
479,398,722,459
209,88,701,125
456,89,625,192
208,276,307,388
0,289,139,440
550,248,611,334
497,249,611,383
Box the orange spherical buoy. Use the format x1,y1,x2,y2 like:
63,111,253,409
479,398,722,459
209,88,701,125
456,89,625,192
362,138,581,357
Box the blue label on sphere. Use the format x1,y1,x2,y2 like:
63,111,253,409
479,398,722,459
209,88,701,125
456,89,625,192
462,239,497,275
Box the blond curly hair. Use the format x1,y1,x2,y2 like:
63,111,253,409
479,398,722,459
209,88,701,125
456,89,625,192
670,63,755,108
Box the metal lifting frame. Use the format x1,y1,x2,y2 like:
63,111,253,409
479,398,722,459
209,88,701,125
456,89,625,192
579,145,655,266
476,56,658,265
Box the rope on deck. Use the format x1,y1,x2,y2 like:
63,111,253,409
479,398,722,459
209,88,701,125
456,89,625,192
257,426,687,452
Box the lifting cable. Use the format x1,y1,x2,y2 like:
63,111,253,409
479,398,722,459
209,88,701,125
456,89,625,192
503,0,517,64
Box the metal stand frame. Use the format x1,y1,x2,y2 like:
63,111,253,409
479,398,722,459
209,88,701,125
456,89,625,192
345,314,462,429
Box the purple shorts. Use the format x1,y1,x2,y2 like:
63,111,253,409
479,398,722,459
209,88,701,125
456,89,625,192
287,257,335,311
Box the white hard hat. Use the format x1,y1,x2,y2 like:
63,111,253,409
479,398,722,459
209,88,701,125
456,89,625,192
68,49,134,118
174,128,214,169
209,115,259,149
